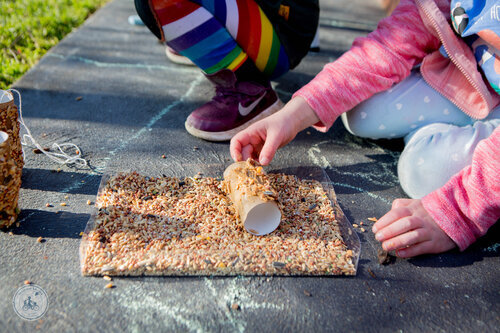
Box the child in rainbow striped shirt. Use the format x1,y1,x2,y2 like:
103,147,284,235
135,0,319,141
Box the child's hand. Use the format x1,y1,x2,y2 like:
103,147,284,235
372,199,456,258
230,97,319,165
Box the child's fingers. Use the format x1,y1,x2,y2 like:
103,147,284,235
372,207,411,233
230,133,249,161
395,241,435,258
375,216,423,241
381,227,430,252
258,130,281,165
392,198,413,209
241,144,254,161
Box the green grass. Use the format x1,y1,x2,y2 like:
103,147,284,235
1,0,109,88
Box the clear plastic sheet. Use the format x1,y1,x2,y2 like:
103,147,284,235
80,163,360,276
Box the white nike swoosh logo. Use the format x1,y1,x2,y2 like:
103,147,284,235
238,93,266,116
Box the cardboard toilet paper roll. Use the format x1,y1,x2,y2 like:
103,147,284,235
0,90,23,169
0,131,22,228
223,160,281,236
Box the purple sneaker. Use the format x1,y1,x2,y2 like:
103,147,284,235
185,69,283,141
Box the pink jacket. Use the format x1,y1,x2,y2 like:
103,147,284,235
294,0,500,131
422,127,499,251
294,0,500,250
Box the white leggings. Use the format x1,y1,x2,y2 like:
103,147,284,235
341,70,500,198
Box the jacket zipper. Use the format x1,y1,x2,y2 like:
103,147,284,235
415,0,489,118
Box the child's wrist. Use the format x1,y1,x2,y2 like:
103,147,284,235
283,96,320,133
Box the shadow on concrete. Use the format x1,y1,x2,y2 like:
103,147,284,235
408,222,500,268
10,209,89,239
21,168,102,195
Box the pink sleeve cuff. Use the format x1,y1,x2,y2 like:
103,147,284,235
421,189,476,251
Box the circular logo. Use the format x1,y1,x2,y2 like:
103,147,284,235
12,284,49,321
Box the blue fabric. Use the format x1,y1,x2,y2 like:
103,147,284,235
341,70,500,198
168,18,221,51
341,70,474,140
180,28,236,68
450,0,500,93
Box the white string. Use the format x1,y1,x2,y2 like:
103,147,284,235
8,89,88,167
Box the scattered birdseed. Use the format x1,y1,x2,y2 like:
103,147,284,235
79,232,84,236
360,228,366,232
193,147,199,151
306,131,311,135
359,222,364,226
75,96,83,101
367,268,376,278
75,150,80,155
353,224,358,228
273,262,286,268
368,217,378,222
24,280,31,285
80,172,356,276
8,231,13,236
43,256,48,260
37,237,44,243
377,249,395,265
104,283,114,289
45,203,52,208
60,202,67,206
87,200,92,205
103,276,112,281
231,303,240,310
303,290,312,297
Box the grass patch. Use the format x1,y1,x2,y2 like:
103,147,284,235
1,0,109,88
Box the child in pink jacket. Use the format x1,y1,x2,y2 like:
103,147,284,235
230,0,500,258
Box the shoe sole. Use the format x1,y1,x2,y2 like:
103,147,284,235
165,48,195,66
185,98,284,141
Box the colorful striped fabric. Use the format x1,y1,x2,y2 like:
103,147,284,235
151,0,289,79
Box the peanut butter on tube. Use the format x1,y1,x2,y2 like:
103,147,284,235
223,160,281,236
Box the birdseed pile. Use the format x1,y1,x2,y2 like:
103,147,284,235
80,172,356,276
